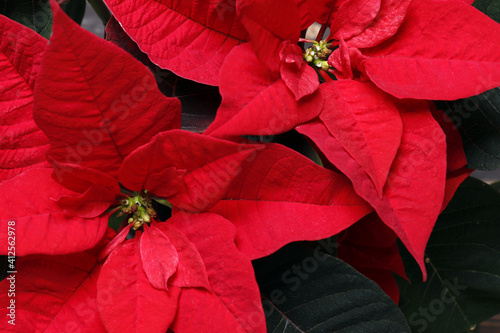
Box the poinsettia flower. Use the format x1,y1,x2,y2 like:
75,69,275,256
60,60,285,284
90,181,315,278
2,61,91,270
325,0,500,100
204,0,323,138
1,2,373,331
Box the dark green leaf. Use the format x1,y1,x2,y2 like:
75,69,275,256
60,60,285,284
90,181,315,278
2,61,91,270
0,0,52,38
254,243,410,333
491,180,500,192
61,0,86,25
397,177,500,333
473,0,500,23
435,87,500,170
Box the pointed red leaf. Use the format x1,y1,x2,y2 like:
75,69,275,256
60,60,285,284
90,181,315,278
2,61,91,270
0,251,106,332
169,212,266,333
140,223,179,291
33,2,181,180
329,0,381,41
319,81,402,197
338,213,407,303
237,0,301,72
429,104,468,172
298,100,447,278
361,0,500,100
208,143,372,259
99,223,133,262
205,43,322,138
50,161,121,195
345,0,412,48
0,168,108,256
119,130,264,212
103,0,248,85
0,15,49,183
280,41,320,100
56,184,117,218
97,236,181,333
155,222,210,289
304,0,337,24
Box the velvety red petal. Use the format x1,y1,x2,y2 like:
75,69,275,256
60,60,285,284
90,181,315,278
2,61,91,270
119,130,263,212
209,143,372,259
237,0,301,72
155,221,210,289
49,161,120,195
280,41,320,100
103,0,248,85
0,249,106,332
140,223,179,291
169,212,266,333
361,0,500,100
0,15,49,183
33,1,181,179
338,213,407,303
56,184,117,218
346,0,412,48
304,0,337,24
205,43,322,138
0,168,108,256
298,100,447,279
319,81,402,197
330,0,381,41
97,236,181,333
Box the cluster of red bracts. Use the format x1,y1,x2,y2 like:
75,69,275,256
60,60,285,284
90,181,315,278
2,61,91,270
1,0,499,331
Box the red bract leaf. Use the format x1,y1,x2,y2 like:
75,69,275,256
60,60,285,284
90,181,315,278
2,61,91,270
298,100,447,279
119,130,264,212
318,81,402,197
429,104,468,172
155,222,210,289
0,168,108,256
237,0,301,72
295,0,316,28
56,184,117,218
441,167,473,211
103,0,248,86
345,0,412,48
209,143,372,259
361,0,500,100
97,237,181,333
33,1,181,180
50,161,121,195
205,43,323,138
99,224,133,262
329,0,381,41
0,15,49,183
304,0,337,24
169,212,266,333
0,251,106,332
140,223,179,291
280,41,320,100
338,213,407,303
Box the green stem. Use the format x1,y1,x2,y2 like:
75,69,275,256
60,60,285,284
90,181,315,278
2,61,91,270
87,0,111,25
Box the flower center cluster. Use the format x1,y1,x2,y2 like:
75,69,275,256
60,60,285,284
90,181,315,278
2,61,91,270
119,191,157,230
304,40,332,70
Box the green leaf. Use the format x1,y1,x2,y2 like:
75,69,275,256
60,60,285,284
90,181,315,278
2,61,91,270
61,0,86,25
253,243,410,333
435,87,500,170
397,177,500,333
473,0,500,23
0,0,52,38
